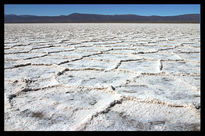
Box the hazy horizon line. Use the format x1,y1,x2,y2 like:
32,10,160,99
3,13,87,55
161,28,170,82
5,12,200,17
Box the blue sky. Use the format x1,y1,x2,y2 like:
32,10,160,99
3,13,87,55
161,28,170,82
4,4,200,16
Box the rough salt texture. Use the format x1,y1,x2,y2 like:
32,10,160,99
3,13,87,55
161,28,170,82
4,23,200,131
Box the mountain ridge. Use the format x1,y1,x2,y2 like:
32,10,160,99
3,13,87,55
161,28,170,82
4,13,200,23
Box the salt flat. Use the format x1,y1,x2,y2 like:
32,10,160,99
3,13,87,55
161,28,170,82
4,23,200,131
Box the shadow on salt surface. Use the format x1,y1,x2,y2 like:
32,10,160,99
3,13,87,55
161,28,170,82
116,75,200,106
87,53,141,62
23,55,71,65
85,111,200,131
85,100,200,131
61,58,118,70
176,75,200,91
135,52,181,60
4,65,58,81
162,61,200,75
5,52,47,60
118,60,160,73
177,53,200,62
4,87,117,131
56,70,136,88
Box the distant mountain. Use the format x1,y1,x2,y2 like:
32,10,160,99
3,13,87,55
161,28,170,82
4,13,200,23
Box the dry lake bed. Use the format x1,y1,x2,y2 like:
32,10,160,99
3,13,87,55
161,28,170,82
4,23,200,131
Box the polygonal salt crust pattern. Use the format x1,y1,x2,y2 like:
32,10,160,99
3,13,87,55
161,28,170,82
4,23,200,131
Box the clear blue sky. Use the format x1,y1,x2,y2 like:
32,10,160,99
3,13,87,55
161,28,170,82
4,4,200,16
